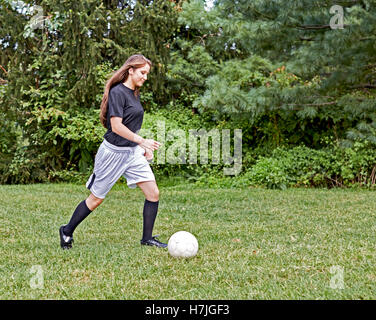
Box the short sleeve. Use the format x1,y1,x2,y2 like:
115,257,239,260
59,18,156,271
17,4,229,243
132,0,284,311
107,88,125,119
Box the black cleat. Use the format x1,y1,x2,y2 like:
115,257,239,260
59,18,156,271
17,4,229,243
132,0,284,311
59,225,74,250
140,235,167,248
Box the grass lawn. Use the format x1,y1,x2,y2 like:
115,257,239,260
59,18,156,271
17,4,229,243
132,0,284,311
0,181,375,299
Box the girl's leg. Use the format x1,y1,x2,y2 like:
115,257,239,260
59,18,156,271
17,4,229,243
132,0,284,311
86,193,105,211
137,181,166,247
137,180,159,202
63,193,104,236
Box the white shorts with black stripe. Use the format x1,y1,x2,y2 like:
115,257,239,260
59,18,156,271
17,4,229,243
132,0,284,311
86,139,155,199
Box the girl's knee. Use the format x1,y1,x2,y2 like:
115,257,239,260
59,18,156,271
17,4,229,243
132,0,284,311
138,181,160,201
147,187,159,202
153,188,160,201
86,193,104,210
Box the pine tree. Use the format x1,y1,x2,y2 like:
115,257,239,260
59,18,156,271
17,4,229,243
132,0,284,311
176,0,376,147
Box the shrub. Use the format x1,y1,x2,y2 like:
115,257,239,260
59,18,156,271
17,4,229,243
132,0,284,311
240,141,376,189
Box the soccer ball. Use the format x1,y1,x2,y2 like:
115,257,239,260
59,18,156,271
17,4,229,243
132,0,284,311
168,231,199,258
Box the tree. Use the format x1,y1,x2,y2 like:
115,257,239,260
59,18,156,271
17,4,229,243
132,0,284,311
0,0,182,183
175,0,376,148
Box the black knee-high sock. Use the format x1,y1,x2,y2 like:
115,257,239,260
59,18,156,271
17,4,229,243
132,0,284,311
142,199,159,241
63,200,92,236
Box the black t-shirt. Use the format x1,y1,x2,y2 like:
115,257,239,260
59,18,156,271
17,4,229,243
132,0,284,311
103,83,144,147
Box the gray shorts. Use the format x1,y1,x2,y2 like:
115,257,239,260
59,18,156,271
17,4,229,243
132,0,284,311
86,139,155,199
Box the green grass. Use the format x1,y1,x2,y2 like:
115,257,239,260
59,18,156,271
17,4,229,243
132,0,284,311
0,182,375,299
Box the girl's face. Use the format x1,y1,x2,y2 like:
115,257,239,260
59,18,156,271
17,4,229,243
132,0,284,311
129,64,150,88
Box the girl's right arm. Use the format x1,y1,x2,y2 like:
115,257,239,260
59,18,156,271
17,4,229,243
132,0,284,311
111,117,161,151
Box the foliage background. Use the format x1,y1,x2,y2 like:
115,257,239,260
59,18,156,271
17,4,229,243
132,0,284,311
1,0,376,188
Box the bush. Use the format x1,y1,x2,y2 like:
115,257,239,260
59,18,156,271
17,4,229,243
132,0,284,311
243,157,289,189
239,141,376,189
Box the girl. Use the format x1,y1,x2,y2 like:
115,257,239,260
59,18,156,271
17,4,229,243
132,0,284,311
59,54,167,249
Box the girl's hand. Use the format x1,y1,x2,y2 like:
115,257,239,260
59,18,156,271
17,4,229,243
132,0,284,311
139,138,161,151
143,147,154,161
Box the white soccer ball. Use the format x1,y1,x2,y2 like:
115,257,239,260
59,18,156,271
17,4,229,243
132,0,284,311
168,231,199,258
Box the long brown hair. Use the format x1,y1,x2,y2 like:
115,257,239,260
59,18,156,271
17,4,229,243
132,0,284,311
99,54,152,128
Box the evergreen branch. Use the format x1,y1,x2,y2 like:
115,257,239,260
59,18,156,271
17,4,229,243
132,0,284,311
307,96,335,100
250,7,275,21
351,84,376,89
272,100,339,111
298,24,331,30
334,0,365,5
299,37,314,41
297,24,349,30
193,31,221,45
287,101,337,107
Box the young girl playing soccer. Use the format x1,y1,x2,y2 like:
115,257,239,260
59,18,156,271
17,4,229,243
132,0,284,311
59,54,167,249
